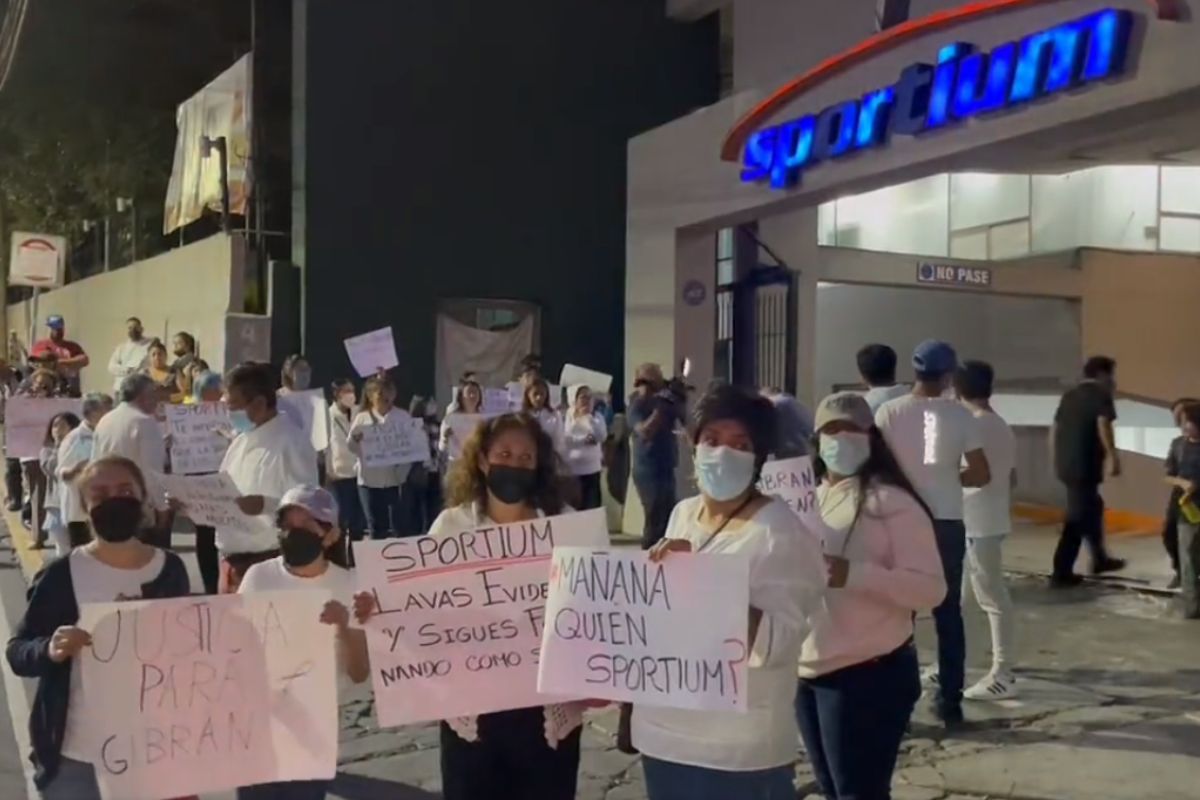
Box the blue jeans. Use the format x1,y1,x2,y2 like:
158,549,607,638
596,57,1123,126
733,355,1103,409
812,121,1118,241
330,477,366,537
238,779,331,799
932,519,966,710
795,642,920,799
632,471,676,549
358,484,403,539
642,756,794,800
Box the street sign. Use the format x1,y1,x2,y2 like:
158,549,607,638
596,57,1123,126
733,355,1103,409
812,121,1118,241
916,262,992,288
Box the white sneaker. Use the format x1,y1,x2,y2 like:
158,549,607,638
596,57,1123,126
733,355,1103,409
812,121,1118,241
964,672,1019,701
921,666,940,687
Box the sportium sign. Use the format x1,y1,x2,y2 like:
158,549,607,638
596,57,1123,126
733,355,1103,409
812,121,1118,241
738,8,1132,190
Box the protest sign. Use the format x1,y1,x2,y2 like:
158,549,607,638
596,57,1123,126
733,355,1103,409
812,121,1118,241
482,388,511,416
758,456,819,527
158,472,259,537
4,396,82,458
441,414,483,460
537,548,750,711
506,382,524,409
165,402,230,475
77,591,337,800
548,383,563,409
278,388,329,451
343,327,399,378
360,415,430,468
355,508,609,726
559,364,613,395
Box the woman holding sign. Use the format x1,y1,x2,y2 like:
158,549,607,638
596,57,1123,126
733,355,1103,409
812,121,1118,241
6,456,191,797
563,384,607,510
348,376,412,538
635,384,825,800
795,392,946,800
327,378,366,546
522,378,565,457
358,413,582,800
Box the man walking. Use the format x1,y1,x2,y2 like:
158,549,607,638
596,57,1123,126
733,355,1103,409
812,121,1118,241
107,316,152,394
628,362,682,549
1051,356,1125,585
876,340,990,726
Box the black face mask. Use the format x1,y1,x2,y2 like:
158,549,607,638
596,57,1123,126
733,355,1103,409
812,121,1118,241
89,497,143,543
486,465,538,505
280,527,326,568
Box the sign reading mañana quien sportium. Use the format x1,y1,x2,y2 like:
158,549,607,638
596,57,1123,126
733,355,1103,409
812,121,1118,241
738,8,1133,190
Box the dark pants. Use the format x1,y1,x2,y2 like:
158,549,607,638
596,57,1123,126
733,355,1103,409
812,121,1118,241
195,525,220,595
1163,491,1182,576
931,520,966,711
1053,481,1109,578
5,457,22,507
1178,520,1200,618
796,642,921,800
633,471,675,549
403,466,435,533
330,478,366,537
67,521,91,548
359,485,404,539
237,779,330,800
22,461,46,541
440,708,581,800
577,472,602,510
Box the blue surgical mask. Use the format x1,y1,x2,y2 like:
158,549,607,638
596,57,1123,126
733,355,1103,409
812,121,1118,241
229,409,255,434
819,432,871,476
694,444,757,502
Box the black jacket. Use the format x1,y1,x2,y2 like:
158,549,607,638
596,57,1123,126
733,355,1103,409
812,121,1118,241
5,551,190,788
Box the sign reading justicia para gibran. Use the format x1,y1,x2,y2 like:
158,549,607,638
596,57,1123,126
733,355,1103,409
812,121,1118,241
737,8,1133,190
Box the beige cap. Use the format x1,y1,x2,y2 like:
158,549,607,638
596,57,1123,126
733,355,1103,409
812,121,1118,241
814,392,874,432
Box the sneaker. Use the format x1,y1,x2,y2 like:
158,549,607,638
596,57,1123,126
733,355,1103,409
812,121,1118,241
1092,557,1127,576
1049,573,1084,589
5,499,19,512
1168,574,1182,590
921,666,940,687
964,672,1019,701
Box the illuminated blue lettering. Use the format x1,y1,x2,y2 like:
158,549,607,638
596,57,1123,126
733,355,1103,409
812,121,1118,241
740,8,1133,190
926,43,970,129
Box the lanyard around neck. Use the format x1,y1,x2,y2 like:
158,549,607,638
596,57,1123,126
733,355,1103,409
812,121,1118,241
695,494,757,554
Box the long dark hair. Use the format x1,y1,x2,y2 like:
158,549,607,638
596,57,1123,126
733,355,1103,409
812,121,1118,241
814,427,934,526
446,413,563,514
43,412,81,447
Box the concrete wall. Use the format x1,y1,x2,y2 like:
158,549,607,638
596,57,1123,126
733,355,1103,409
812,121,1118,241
1080,249,1200,403
7,235,245,394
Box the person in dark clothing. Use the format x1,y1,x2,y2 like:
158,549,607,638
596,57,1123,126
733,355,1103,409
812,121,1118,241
1164,403,1200,615
5,456,190,796
1162,398,1197,589
628,363,683,549
1051,356,1125,586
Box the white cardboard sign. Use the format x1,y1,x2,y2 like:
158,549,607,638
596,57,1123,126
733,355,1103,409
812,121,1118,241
4,397,83,458
758,456,820,528
559,364,613,395
355,508,609,727
164,402,230,475
360,416,430,468
537,548,751,711
278,389,330,452
157,472,258,537
77,591,337,800
343,327,399,378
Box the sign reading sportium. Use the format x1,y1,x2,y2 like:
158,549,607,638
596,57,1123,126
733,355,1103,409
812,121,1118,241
736,8,1133,190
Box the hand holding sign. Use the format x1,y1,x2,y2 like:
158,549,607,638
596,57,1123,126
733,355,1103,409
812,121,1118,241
343,327,399,378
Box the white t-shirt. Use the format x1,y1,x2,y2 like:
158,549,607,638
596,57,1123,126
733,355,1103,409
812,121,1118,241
964,409,1015,537
862,384,909,413
93,402,167,506
57,424,96,523
348,408,414,488
218,413,320,554
563,411,607,476
632,496,825,772
875,395,981,520
62,548,171,760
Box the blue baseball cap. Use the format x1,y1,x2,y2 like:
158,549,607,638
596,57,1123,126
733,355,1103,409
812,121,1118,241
912,340,958,377
45,315,64,329
277,485,339,526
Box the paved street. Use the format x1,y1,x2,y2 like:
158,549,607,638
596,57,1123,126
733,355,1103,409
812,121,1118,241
0,517,1198,799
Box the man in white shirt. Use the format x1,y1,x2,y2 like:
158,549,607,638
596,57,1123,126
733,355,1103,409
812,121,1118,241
93,374,170,544
106,317,152,394
217,362,319,593
955,360,1018,701
57,392,114,547
875,340,990,726
858,344,909,413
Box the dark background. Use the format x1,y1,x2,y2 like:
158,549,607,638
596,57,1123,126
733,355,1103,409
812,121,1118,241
291,0,718,403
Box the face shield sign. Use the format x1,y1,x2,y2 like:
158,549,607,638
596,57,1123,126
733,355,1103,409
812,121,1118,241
740,8,1133,190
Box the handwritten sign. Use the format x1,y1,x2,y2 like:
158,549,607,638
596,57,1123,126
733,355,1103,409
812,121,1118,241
355,508,609,726
537,548,750,711
165,402,230,475
157,472,258,537
482,388,512,416
278,388,329,451
343,327,399,378
360,416,430,468
559,364,613,395
758,456,819,527
76,592,337,800
506,382,524,409
4,396,82,458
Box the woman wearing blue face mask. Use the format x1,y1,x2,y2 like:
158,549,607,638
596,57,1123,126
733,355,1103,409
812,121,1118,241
796,392,946,800
633,383,826,800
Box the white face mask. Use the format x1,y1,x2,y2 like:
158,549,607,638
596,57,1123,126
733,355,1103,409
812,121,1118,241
819,432,871,476
694,444,757,502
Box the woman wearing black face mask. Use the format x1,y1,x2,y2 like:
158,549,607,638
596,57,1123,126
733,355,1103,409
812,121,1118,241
355,413,578,800
236,485,367,800
6,456,190,797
